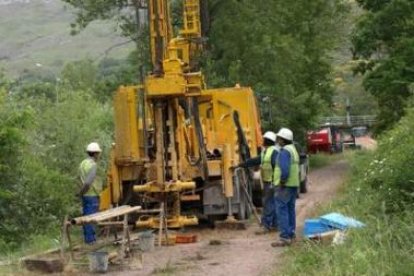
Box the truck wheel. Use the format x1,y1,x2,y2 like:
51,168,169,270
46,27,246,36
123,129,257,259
236,200,247,220
300,176,308,193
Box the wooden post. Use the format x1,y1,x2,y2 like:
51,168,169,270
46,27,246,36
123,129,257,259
162,202,169,243
158,202,164,247
60,216,68,263
66,223,74,261
120,214,128,260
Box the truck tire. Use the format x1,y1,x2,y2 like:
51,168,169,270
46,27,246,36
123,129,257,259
300,176,308,193
236,199,247,220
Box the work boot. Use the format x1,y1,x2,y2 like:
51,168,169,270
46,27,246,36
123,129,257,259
255,227,276,235
271,238,292,247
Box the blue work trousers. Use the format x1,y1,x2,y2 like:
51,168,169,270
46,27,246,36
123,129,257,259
275,186,297,240
82,196,100,244
261,182,278,230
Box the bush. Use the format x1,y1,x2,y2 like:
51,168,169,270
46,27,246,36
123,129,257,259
0,69,113,250
363,107,414,210
280,108,414,275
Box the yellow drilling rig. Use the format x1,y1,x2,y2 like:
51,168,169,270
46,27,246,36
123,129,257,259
99,0,263,228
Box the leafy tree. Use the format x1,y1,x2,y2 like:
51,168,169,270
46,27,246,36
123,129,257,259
62,0,151,72
0,78,33,247
0,69,113,249
204,0,349,137
352,0,414,133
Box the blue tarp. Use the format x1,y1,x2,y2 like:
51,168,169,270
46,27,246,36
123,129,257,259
303,219,334,238
320,212,365,230
303,213,365,238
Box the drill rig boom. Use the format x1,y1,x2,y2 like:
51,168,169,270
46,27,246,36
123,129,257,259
99,0,263,228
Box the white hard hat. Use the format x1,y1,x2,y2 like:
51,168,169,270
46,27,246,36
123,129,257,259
276,128,293,141
263,131,277,142
86,142,102,153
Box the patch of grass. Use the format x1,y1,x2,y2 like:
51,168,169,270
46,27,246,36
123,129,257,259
308,152,345,169
152,260,179,275
0,227,83,262
0,232,61,275
0,227,83,275
279,151,414,275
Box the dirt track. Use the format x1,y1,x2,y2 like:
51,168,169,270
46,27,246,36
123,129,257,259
110,159,350,276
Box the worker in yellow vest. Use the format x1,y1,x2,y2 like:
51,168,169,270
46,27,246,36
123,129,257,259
272,128,300,247
239,131,279,234
78,142,103,244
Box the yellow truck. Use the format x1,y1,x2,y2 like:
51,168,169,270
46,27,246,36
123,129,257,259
99,0,263,228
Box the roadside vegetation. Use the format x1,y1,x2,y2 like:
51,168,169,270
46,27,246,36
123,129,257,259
308,153,345,170
0,59,127,253
281,108,414,275
280,0,414,273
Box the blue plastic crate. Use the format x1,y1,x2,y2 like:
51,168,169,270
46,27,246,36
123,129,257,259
303,219,333,238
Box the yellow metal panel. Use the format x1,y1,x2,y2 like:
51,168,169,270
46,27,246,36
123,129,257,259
222,144,234,197
114,86,141,163
109,146,121,204
146,75,186,97
205,87,262,156
99,188,111,211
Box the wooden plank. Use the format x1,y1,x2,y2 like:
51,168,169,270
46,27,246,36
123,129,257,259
71,206,141,225
71,206,130,224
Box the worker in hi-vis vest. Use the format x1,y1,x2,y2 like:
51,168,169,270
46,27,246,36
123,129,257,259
272,128,300,247
78,142,104,244
239,131,279,234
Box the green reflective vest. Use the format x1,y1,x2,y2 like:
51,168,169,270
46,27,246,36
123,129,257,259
261,146,276,182
79,158,103,196
273,144,300,187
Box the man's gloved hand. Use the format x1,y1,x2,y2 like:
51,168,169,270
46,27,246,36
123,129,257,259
230,162,246,170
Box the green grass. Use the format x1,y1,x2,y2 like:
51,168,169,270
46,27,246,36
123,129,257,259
279,151,414,275
0,233,60,275
308,152,345,169
0,228,83,275
152,261,179,275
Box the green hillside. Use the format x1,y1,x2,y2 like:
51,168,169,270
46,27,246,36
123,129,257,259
0,0,134,78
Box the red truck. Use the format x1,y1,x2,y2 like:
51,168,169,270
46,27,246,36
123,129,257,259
307,126,343,154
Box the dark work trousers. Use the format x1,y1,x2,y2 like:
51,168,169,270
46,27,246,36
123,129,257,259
261,182,278,229
275,186,297,240
82,196,99,244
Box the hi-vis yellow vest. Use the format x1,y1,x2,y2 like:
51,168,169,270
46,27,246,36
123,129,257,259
79,158,103,196
261,146,276,182
273,144,300,187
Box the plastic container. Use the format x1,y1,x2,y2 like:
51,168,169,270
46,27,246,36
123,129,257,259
138,231,155,252
88,251,109,273
176,234,197,244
